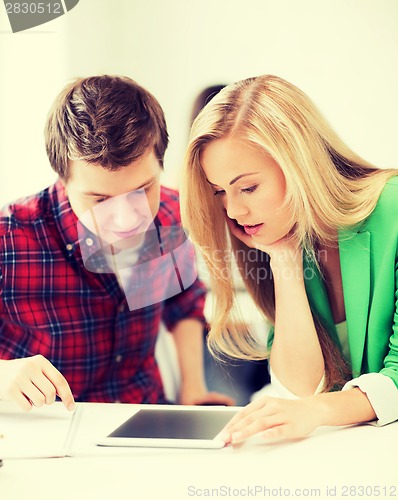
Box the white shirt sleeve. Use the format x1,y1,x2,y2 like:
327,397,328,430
342,373,398,427
268,367,325,400
254,369,398,427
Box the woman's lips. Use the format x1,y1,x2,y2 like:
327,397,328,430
243,223,263,235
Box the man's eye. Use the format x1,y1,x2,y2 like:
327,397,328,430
241,185,258,194
127,186,150,199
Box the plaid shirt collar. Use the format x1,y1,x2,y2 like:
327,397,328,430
51,179,81,256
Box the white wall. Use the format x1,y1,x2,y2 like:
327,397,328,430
1,0,397,207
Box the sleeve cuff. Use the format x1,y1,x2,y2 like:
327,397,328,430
269,367,325,400
343,373,398,427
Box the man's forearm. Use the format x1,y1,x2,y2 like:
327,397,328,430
171,318,207,392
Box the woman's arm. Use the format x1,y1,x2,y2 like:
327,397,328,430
267,240,324,396
221,387,376,444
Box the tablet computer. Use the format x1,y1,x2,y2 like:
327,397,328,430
96,407,239,449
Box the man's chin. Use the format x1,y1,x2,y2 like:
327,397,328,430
105,234,145,253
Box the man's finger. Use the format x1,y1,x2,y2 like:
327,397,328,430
30,372,57,405
8,386,33,412
42,361,75,410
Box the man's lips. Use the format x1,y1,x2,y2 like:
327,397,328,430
112,222,147,239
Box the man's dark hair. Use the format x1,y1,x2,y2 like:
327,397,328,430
45,75,169,179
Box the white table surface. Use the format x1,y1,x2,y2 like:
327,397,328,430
1,401,396,500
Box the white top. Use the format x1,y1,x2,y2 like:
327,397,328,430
335,320,350,363
335,320,398,426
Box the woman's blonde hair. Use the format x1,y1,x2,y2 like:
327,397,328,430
181,75,397,391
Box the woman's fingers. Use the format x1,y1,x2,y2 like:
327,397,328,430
229,413,284,443
224,396,270,429
221,396,318,444
221,396,279,442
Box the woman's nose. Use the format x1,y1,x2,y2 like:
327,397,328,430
225,196,249,220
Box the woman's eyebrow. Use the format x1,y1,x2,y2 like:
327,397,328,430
206,172,260,187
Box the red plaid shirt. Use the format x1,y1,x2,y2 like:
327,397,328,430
0,181,206,403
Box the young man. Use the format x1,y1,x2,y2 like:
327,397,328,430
0,75,233,411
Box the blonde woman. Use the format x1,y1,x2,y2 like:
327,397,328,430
181,75,398,443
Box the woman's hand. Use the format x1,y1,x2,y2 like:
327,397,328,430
221,394,321,444
0,355,75,412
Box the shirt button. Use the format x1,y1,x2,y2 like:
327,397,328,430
66,243,73,251
86,238,94,247
115,354,122,363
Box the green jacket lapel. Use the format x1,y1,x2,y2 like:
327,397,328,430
338,228,371,377
303,253,339,347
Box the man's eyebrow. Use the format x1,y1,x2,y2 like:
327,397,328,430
206,172,260,187
83,177,156,197
83,191,111,198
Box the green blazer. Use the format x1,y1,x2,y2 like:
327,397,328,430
303,176,398,388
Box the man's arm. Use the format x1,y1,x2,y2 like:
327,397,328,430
170,318,235,406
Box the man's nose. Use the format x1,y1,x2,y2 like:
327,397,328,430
110,196,140,230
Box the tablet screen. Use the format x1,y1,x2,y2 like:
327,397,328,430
108,408,238,440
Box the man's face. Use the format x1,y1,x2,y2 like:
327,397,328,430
65,148,162,251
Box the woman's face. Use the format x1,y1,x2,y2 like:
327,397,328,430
201,136,294,247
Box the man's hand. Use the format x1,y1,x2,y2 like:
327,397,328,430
178,384,236,406
0,355,75,412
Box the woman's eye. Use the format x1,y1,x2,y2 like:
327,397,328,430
95,197,109,204
241,185,258,194
213,189,225,196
